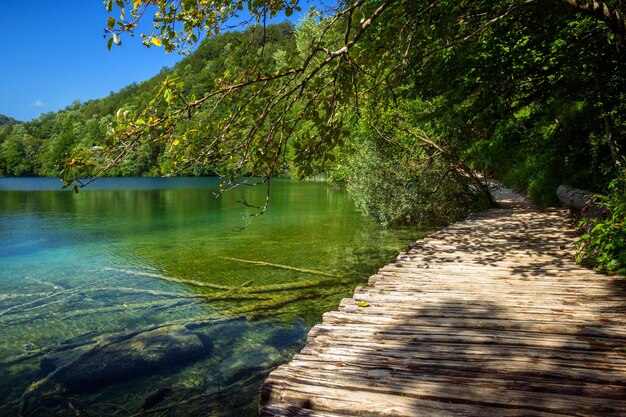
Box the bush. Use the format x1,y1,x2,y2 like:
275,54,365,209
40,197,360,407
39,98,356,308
345,117,482,227
574,174,626,275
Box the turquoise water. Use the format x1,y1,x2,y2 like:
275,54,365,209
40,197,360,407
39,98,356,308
0,177,426,416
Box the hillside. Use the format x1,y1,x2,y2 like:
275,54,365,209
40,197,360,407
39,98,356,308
0,22,295,177
0,114,20,127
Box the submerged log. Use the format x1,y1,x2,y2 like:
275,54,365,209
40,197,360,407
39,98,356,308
219,256,347,279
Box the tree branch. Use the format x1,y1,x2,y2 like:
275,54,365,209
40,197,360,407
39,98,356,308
557,0,626,42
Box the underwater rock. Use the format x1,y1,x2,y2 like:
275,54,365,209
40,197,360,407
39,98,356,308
265,322,307,350
48,325,212,393
220,345,283,386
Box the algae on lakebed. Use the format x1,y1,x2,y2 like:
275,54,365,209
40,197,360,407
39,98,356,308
0,178,428,416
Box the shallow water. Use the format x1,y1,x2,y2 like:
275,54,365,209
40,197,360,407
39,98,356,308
0,177,427,416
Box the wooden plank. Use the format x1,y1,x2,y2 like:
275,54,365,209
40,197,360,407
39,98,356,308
293,348,626,379
268,366,626,412
305,324,626,351
337,298,626,319
333,309,626,325
284,358,626,394
260,404,353,417
349,290,626,306
261,378,579,417
374,270,619,285
320,311,626,338
293,349,626,384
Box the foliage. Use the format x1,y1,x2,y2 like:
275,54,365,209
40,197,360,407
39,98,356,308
346,129,479,227
104,0,302,53
0,114,20,127
4,0,626,235
0,23,296,179
575,174,626,274
345,100,489,227
408,1,626,205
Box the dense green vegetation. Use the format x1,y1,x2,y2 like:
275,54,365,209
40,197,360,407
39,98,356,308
0,115,19,127
575,176,626,274
2,0,626,271
0,23,296,178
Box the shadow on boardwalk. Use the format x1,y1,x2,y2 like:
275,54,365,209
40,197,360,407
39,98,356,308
260,203,626,416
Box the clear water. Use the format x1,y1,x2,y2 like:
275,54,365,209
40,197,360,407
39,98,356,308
0,177,428,417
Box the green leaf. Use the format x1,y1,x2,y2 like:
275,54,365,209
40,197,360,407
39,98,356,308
107,37,114,51
164,88,173,104
107,17,116,28
113,33,121,45
285,8,293,17
73,184,80,194
356,301,370,307
607,259,620,270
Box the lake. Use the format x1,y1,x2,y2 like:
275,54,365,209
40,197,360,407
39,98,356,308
0,177,427,417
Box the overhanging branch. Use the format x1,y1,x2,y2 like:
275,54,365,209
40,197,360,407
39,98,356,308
557,0,626,42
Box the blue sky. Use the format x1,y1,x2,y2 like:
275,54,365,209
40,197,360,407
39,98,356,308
0,1,187,121
0,1,310,122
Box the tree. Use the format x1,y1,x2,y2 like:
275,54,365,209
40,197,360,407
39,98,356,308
58,0,626,222
0,125,41,176
67,1,486,193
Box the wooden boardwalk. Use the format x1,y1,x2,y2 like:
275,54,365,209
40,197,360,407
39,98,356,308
259,189,626,416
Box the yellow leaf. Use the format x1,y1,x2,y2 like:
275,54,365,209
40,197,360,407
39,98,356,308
151,37,162,47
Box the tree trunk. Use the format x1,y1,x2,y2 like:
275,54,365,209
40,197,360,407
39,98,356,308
398,124,498,208
556,185,594,210
601,109,623,167
594,65,623,167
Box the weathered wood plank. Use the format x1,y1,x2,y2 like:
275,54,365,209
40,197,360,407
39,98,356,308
292,350,626,384
319,311,626,337
293,348,626,376
261,379,579,417
260,404,353,417
337,298,626,319
260,189,626,417
305,324,626,351
268,367,626,411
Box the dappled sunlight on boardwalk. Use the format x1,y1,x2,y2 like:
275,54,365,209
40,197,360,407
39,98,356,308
259,189,626,417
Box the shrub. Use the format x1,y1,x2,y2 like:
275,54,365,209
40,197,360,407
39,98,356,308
345,116,483,227
574,173,626,275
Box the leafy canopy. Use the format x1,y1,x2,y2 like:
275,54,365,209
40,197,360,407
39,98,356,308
104,0,303,52
4,0,626,240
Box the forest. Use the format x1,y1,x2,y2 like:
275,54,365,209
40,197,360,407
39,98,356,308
1,0,625,273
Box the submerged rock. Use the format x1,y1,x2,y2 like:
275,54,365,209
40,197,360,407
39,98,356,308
265,322,308,350
220,345,282,386
46,325,212,393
